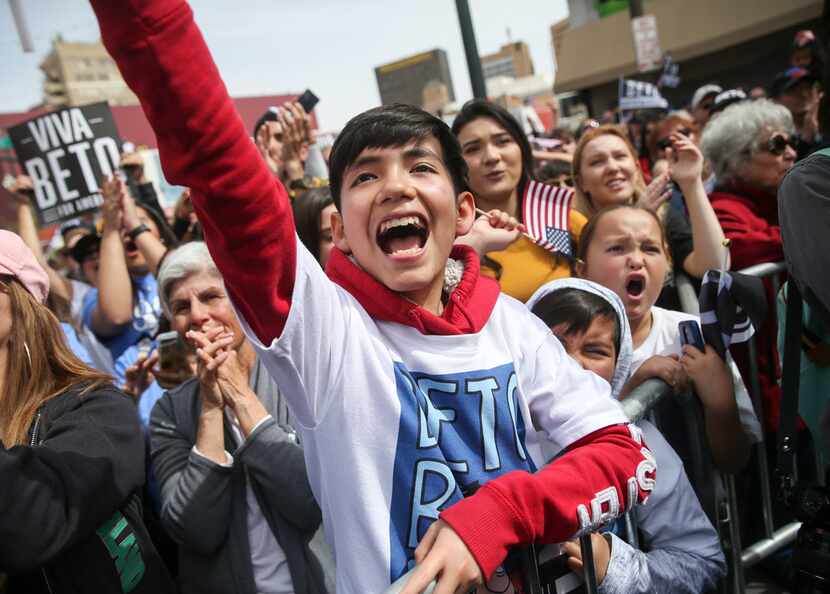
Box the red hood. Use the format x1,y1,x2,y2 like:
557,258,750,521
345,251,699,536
324,245,500,335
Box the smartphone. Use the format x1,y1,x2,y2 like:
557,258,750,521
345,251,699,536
678,320,706,351
157,330,190,372
297,89,320,114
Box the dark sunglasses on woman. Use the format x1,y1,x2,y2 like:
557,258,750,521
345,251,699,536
765,132,797,156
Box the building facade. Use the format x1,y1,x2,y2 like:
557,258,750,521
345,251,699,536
40,37,138,109
552,0,823,115
375,49,455,110
481,41,535,81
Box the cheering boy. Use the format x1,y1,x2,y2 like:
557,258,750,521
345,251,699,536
90,2,656,592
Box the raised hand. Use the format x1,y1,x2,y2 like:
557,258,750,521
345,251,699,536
278,101,312,163
665,133,704,188
119,151,146,184
8,175,34,205
100,175,125,233
119,181,143,232
639,171,671,212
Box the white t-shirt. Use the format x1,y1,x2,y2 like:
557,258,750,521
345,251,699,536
238,239,629,594
630,306,763,443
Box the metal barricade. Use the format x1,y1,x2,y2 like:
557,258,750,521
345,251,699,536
673,263,810,593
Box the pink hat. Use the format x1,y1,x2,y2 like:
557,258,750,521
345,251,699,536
0,230,50,304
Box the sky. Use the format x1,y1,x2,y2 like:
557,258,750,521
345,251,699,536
0,0,569,130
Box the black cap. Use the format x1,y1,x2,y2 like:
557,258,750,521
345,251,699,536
60,218,95,241
770,67,817,98
69,233,101,263
710,89,748,115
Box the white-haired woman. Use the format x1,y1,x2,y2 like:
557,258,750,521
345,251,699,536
701,99,797,435
149,241,333,594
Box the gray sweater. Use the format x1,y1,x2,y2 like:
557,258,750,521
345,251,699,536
149,365,334,594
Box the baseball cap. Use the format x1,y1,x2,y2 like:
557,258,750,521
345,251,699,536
770,67,817,98
0,230,50,304
710,89,748,115
69,233,101,264
60,218,94,240
691,84,722,111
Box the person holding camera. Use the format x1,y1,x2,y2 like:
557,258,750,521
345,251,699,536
149,242,333,594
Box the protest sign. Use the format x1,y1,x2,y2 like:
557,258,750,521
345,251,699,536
618,77,669,111
7,102,122,225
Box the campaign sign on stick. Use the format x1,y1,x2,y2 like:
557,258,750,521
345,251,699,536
8,102,122,225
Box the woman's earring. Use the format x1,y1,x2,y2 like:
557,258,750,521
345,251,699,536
24,342,32,367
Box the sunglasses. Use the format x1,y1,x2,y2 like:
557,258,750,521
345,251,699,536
765,132,797,156
655,128,692,152
550,176,574,188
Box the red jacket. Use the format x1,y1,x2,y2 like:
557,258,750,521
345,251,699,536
710,184,783,432
90,0,654,579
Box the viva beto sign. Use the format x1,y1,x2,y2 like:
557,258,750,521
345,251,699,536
8,102,122,225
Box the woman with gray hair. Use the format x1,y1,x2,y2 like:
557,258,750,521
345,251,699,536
150,241,334,594
702,100,797,435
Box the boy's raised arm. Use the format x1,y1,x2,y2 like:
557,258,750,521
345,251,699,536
90,0,294,344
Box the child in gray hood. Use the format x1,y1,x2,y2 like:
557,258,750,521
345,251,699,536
527,277,725,594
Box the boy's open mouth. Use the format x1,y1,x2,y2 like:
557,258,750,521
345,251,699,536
625,273,646,298
376,215,429,257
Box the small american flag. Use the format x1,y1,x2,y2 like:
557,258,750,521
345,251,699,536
522,179,575,257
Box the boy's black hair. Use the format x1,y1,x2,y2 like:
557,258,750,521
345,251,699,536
536,159,572,182
292,186,334,264
328,104,468,209
451,99,534,197
530,287,622,358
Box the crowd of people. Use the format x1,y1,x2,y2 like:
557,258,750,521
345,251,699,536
1,1,829,593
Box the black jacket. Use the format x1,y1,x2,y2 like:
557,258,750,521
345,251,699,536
0,384,174,594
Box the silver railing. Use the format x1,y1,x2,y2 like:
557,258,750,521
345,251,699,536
673,263,806,594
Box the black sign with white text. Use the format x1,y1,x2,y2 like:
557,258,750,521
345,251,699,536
8,102,122,225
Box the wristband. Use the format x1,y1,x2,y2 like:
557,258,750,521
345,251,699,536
127,223,151,241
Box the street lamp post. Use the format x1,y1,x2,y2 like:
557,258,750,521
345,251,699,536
9,0,34,52
629,0,644,18
455,0,487,99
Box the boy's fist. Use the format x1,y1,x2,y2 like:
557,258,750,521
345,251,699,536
401,519,483,594
563,533,611,585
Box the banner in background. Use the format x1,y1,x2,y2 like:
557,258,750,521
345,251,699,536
618,77,669,111
7,101,121,225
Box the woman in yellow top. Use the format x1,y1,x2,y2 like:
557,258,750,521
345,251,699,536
452,100,587,302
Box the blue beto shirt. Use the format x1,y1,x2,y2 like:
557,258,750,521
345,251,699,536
82,273,161,361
